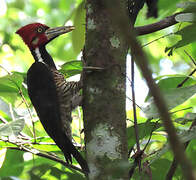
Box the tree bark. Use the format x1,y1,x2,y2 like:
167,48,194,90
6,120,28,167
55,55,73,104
83,1,129,179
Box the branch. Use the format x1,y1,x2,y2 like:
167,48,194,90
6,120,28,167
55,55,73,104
1,138,84,173
131,56,141,172
177,50,196,87
8,146,84,173
129,121,157,178
134,13,182,36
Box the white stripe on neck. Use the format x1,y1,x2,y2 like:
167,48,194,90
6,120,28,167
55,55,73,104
35,48,44,63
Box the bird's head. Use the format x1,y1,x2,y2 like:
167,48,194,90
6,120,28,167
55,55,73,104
16,23,74,50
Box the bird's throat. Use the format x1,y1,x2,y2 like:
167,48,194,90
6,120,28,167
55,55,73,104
32,47,57,68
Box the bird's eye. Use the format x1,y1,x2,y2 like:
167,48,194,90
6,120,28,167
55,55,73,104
37,27,44,33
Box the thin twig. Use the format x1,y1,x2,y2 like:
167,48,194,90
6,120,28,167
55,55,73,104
170,107,192,115
10,80,35,139
142,32,174,47
18,87,36,142
0,65,12,75
77,107,82,146
1,138,84,173
177,69,196,88
126,72,143,110
8,146,84,173
184,50,196,66
143,121,158,152
0,117,7,124
131,56,141,171
142,23,182,48
129,121,158,178
126,96,142,110
177,51,196,88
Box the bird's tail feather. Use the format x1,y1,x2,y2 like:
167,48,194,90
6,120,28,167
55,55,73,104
62,135,89,173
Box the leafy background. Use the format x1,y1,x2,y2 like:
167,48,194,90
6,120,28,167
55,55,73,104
0,0,195,179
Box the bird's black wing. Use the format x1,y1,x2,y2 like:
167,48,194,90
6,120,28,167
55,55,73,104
27,62,89,172
27,62,72,160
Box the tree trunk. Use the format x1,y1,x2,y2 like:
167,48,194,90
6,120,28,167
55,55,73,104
83,1,128,179
83,0,145,179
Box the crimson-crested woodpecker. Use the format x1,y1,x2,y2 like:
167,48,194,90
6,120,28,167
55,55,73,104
16,23,89,173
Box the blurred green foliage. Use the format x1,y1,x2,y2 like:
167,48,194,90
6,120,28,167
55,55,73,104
0,0,195,179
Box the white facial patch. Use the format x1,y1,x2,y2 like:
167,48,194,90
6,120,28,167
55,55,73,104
34,48,44,63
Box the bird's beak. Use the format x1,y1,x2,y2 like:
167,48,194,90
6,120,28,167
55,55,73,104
45,26,75,40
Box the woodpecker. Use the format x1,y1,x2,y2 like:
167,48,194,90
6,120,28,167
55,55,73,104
16,23,89,173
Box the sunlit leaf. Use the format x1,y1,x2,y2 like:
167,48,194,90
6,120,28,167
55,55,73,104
143,84,196,119
158,0,179,15
59,60,82,77
145,75,196,101
0,119,25,137
0,149,24,177
72,1,85,54
0,98,21,121
0,141,17,148
0,148,6,168
147,127,196,164
28,164,84,179
30,135,62,152
175,112,196,124
32,144,60,152
0,72,25,105
0,72,23,92
165,24,196,56
175,13,195,22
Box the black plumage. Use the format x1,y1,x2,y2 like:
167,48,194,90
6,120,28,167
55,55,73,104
16,23,89,173
27,62,88,173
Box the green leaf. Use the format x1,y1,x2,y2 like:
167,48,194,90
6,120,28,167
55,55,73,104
165,24,196,56
145,75,196,102
0,98,21,121
28,164,54,179
0,119,25,137
32,143,61,152
28,164,85,179
147,127,196,164
0,141,17,148
175,13,195,22
0,72,24,92
179,126,196,143
177,2,196,9
186,139,196,168
157,75,196,88
175,112,196,124
143,84,196,119
59,60,82,77
56,171,85,180
150,159,171,180
158,0,179,15
0,149,24,177
0,72,25,105
127,121,161,148
104,160,130,179
72,1,85,54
